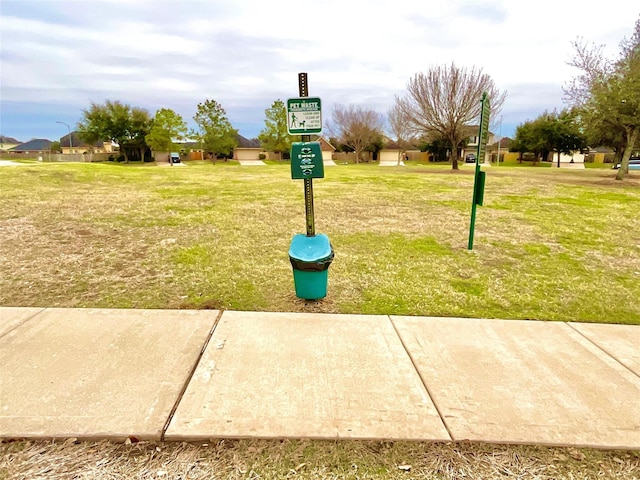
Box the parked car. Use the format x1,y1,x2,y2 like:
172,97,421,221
612,157,640,169
465,154,476,163
169,152,180,164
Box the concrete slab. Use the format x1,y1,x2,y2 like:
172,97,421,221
0,308,217,441
570,322,640,377
0,160,26,167
392,316,640,449
238,160,266,166
166,311,450,441
379,160,405,166
0,307,44,337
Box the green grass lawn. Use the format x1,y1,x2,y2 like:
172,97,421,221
1,161,638,324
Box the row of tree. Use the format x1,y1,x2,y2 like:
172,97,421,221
76,17,637,176
258,61,507,169
510,109,586,166
329,18,638,175
77,99,240,162
75,59,507,167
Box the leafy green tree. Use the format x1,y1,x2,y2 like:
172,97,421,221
128,107,153,162
193,99,237,158
510,111,586,166
582,116,626,164
548,109,587,167
364,134,385,161
145,108,188,153
510,122,537,163
77,100,151,163
50,141,61,153
418,133,456,162
565,16,640,179
258,100,292,157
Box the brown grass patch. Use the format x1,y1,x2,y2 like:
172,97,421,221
2,439,639,479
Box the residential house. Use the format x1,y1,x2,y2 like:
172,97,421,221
379,140,405,163
554,151,586,168
0,136,21,152
378,139,406,166
233,134,262,160
261,135,335,161
488,137,519,163
380,138,428,163
10,139,53,155
585,146,615,164
462,127,495,163
162,139,204,161
59,132,114,154
312,136,335,161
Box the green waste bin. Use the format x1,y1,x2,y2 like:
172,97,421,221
289,233,334,300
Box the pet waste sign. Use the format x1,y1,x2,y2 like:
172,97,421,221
287,97,322,134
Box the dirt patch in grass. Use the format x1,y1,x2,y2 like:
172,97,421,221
488,167,640,188
2,439,638,479
409,168,476,176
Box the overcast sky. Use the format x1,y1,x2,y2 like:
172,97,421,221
1,0,637,143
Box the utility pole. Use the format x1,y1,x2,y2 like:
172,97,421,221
496,115,502,165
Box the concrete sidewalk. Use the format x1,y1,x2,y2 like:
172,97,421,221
0,307,638,449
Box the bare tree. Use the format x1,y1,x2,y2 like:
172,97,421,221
396,63,506,169
387,104,413,165
331,105,384,164
563,41,612,107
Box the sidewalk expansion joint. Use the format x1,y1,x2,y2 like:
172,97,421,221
0,307,47,340
567,322,640,380
160,309,225,440
387,315,455,442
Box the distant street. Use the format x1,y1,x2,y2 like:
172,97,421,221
0,160,25,166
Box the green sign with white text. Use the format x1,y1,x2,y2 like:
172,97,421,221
291,142,324,179
476,95,491,164
468,92,491,250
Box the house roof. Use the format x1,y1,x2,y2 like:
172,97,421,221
60,131,103,148
382,137,420,150
383,140,402,149
11,139,53,151
590,146,614,153
236,134,260,148
465,125,495,136
489,137,512,150
310,135,336,151
0,135,21,144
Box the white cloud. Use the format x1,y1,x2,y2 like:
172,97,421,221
0,0,638,141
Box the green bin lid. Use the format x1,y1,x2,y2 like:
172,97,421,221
289,233,333,262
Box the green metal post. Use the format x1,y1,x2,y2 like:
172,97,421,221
468,161,480,250
298,72,315,237
468,92,490,250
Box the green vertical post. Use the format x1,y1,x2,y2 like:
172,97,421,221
468,168,480,250
468,92,490,250
298,72,315,237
